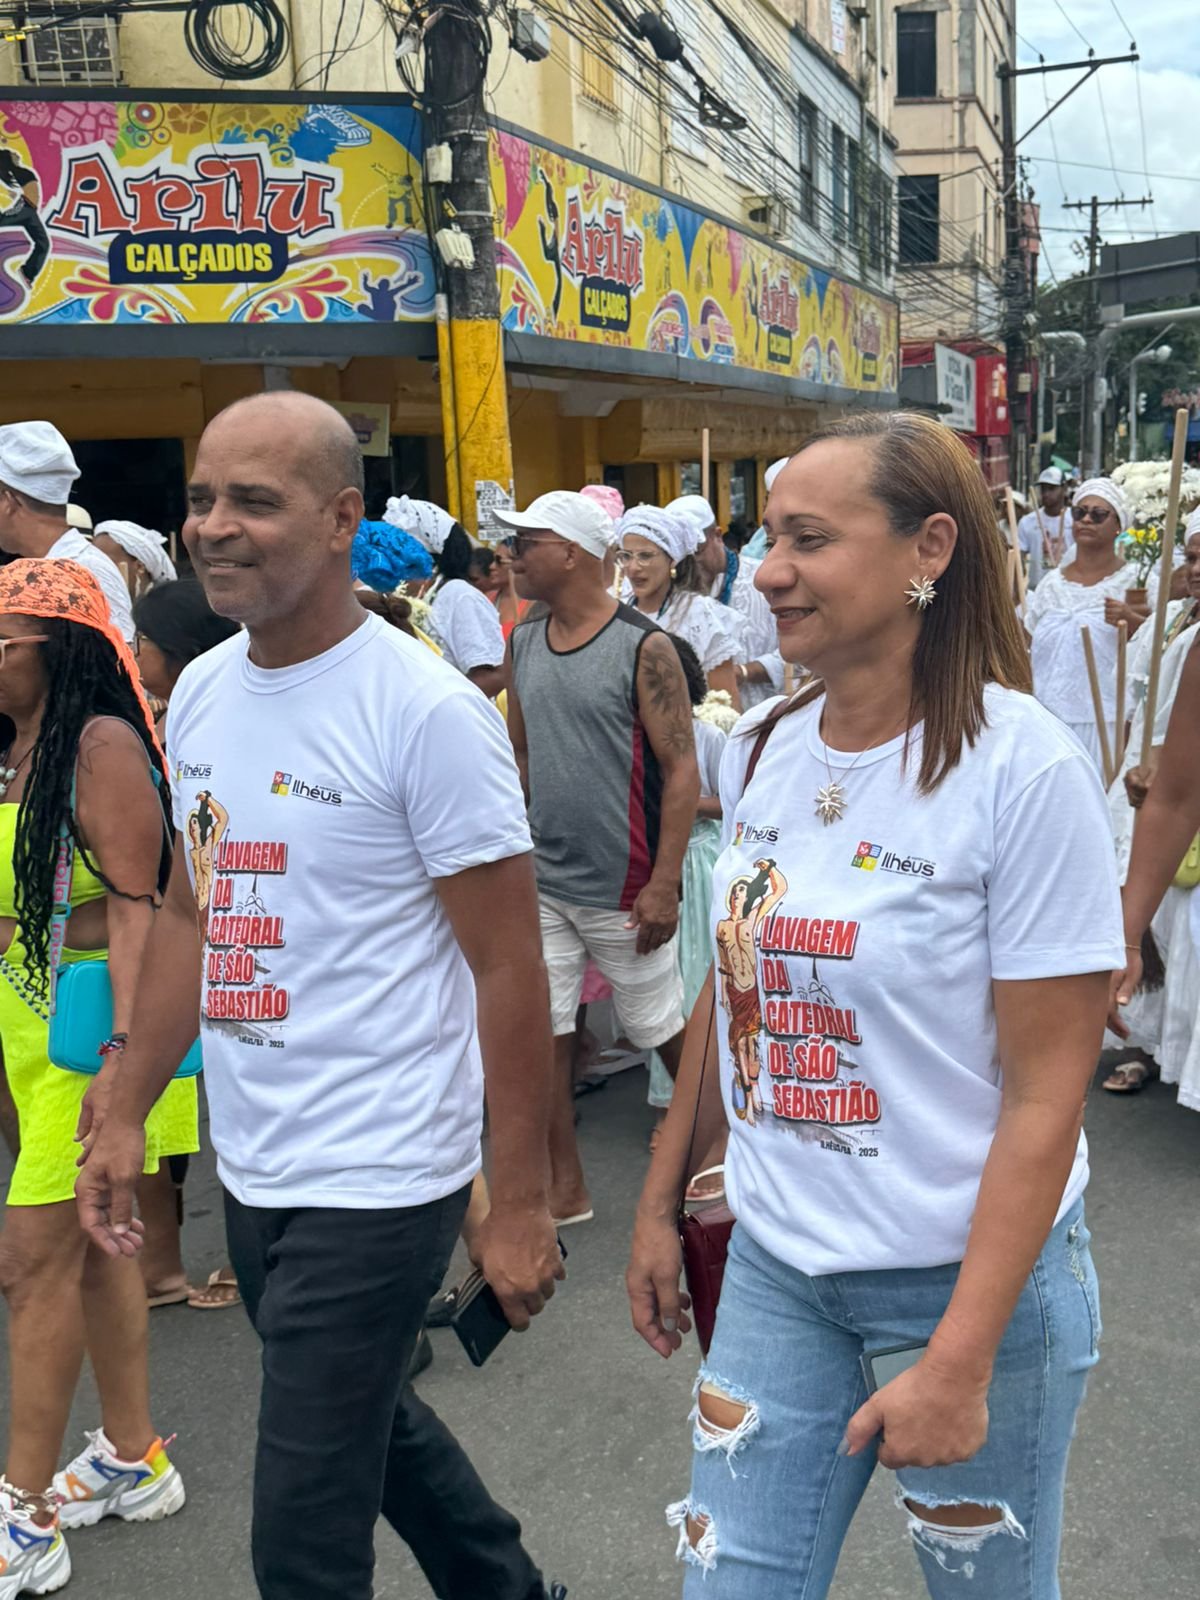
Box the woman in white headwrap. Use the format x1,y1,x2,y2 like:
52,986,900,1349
1024,476,1135,771
383,496,506,698
1102,509,1200,1096
616,504,743,706
91,520,177,601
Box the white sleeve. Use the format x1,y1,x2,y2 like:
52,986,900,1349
81,548,136,643
759,650,787,691
399,684,532,878
717,701,780,849
987,751,1124,980
164,694,188,831
436,584,505,675
694,719,727,799
1023,576,1052,634
690,597,742,671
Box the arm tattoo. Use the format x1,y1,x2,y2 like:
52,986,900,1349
640,640,695,759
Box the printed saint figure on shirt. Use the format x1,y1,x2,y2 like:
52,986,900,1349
715,857,787,1126
187,789,229,941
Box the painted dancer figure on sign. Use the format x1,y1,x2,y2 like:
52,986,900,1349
0,142,49,287
715,857,786,1125
536,167,563,319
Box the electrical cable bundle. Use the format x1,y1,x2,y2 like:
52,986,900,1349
183,0,289,79
385,0,494,110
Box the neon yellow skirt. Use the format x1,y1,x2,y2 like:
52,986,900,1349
1,934,198,1208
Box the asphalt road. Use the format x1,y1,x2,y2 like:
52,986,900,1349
1,1055,1198,1600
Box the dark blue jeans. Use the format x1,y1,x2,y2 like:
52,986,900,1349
225,1184,547,1600
0,202,49,281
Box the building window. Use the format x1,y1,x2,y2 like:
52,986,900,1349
847,136,860,246
898,173,939,263
581,41,617,110
797,95,818,227
832,127,847,241
896,11,936,99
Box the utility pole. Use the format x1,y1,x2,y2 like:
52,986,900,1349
423,7,514,537
1063,193,1153,471
998,49,1139,485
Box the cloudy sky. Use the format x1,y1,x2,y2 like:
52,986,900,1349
1016,0,1200,286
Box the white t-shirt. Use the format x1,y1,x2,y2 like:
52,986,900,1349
694,717,726,800
47,528,135,643
428,578,505,675
166,612,533,1208
713,686,1124,1276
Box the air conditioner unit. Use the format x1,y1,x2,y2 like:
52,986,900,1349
745,194,788,238
22,13,121,86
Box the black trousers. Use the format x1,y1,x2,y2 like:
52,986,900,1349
225,1184,547,1600
1,203,50,281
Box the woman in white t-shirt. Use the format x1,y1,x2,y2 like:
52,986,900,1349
617,505,743,707
626,412,1123,1599
383,496,506,697
1024,477,1133,771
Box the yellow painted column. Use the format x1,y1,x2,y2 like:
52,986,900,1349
447,314,513,538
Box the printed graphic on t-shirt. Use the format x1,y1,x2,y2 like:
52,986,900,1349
185,789,291,1047
716,854,881,1155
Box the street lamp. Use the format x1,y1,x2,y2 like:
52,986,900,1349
1128,340,1173,462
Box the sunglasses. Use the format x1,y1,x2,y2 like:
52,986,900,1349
0,634,48,668
1073,505,1116,524
501,533,563,556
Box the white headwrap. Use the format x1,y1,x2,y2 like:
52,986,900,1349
1185,507,1200,541
617,504,704,564
1073,477,1128,531
764,457,790,492
0,421,80,504
666,494,717,536
383,495,457,556
93,520,176,587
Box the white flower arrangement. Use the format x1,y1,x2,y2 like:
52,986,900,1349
695,690,741,734
1111,460,1200,528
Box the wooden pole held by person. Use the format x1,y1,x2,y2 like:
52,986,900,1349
1140,408,1190,766
1081,626,1114,787
700,427,711,505
1005,487,1027,619
1114,619,1127,775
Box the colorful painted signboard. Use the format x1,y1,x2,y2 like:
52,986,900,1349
0,99,434,325
491,129,898,395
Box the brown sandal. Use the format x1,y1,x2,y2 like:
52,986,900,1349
146,1281,193,1309
187,1268,242,1310
1102,1060,1153,1094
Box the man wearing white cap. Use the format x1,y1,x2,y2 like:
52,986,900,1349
666,492,785,707
498,491,700,1224
0,422,134,642
1016,467,1073,591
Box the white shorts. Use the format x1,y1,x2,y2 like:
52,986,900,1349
538,894,685,1046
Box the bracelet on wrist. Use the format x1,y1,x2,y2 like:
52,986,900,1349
1124,942,1142,952
98,1034,128,1058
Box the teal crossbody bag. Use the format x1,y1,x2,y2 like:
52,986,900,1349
47,762,202,1079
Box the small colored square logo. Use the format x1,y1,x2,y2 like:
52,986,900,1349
270,772,291,796
852,842,881,870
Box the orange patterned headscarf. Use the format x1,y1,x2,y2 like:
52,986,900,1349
0,558,159,747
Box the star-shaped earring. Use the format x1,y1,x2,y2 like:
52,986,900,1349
905,574,937,610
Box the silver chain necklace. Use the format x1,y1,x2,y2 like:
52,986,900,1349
815,718,901,825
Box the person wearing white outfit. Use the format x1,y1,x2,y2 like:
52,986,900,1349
1025,476,1132,772
1016,467,1073,591
617,505,743,705
1104,514,1200,1102
0,421,135,642
666,494,786,709
92,519,178,601
383,495,506,698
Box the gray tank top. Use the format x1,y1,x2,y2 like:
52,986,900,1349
512,603,663,911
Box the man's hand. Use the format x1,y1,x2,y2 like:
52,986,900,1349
1108,946,1144,1037
625,876,680,954
472,1202,564,1331
1124,763,1154,810
842,1352,990,1470
73,1057,123,1167
75,1118,147,1258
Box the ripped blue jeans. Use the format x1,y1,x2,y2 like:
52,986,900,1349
671,1202,1099,1598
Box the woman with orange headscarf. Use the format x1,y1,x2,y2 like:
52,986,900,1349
0,560,189,1592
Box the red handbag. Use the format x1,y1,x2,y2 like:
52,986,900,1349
677,721,773,1355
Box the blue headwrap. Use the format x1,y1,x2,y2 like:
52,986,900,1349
351,519,433,591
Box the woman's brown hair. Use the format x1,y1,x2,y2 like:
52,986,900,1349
763,411,1031,794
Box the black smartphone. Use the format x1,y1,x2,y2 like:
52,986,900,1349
860,1340,928,1395
450,1236,568,1368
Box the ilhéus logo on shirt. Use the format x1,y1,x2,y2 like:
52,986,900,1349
176,761,213,780
852,840,935,878
734,820,779,846
269,770,343,806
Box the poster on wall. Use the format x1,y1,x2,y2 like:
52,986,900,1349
934,345,977,432
0,99,435,326
490,131,898,396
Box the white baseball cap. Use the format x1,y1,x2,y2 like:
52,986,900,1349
494,490,613,560
1037,467,1065,487
0,421,80,504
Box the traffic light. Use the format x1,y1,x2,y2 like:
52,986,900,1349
1138,391,1148,416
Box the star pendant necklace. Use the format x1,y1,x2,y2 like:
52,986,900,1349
815,714,902,826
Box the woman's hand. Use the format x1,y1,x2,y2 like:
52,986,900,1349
1124,764,1154,810
1104,599,1147,633
74,1055,124,1166
842,1351,990,1470
1108,946,1144,1037
627,1206,692,1359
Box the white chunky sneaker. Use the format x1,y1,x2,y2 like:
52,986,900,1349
52,1429,185,1531
0,1484,70,1600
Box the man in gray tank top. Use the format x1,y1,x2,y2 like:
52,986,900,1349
499,492,700,1224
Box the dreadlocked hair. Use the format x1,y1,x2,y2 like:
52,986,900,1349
11,618,171,985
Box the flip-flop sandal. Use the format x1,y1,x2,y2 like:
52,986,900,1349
1102,1061,1153,1094
146,1283,193,1309
553,1209,595,1227
187,1268,242,1310
684,1165,726,1206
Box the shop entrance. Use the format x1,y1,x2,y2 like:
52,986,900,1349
69,437,188,549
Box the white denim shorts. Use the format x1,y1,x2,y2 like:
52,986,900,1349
538,894,685,1045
